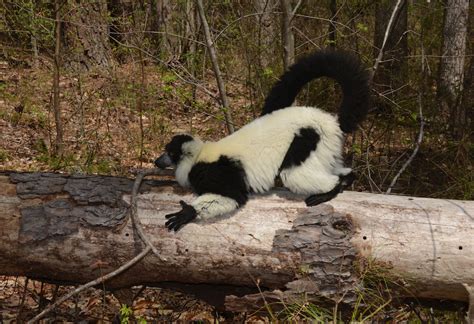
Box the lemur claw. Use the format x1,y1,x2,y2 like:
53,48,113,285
165,200,197,231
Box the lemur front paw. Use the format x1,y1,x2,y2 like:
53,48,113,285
165,200,197,231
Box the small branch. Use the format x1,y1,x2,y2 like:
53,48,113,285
129,168,167,261
52,0,63,157
137,52,145,166
27,246,151,323
196,0,235,134
27,168,165,322
386,34,426,194
386,94,424,194
327,0,337,48
360,127,381,193
290,0,303,18
371,0,405,83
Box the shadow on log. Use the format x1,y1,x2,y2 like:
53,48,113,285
0,171,473,314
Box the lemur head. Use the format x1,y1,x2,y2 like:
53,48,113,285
155,134,201,169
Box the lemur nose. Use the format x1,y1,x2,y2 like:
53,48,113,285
154,153,172,169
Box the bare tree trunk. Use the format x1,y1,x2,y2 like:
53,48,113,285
1,172,473,315
52,0,63,157
158,0,181,61
254,0,277,68
184,0,200,121
62,0,112,71
438,0,469,138
460,55,473,137
280,0,296,70
196,0,235,134
137,52,145,165
181,0,198,57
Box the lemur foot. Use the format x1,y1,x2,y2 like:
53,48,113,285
165,200,197,231
305,191,339,206
305,172,356,207
340,171,355,189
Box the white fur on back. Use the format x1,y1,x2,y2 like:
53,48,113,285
196,106,345,193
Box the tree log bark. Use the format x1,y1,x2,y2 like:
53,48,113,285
0,172,473,312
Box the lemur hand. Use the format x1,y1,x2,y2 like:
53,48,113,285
165,200,197,231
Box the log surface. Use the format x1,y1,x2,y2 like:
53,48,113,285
0,171,473,311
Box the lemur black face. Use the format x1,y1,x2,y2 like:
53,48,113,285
155,134,194,169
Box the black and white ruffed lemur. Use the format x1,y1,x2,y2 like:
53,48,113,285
155,50,370,231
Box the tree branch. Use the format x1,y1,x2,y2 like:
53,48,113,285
371,0,405,83
196,0,235,134
386,93,424,194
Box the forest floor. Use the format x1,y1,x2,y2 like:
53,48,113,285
0,59,471,322
0,58,255,174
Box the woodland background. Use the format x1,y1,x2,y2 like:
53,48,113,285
0,0,473,322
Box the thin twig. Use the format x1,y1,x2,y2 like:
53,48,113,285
129,168,167,261
360,127,381,193
290,0,303,18
371,0,405,83
196,0,235,134
386,36,426,194
27,168,165,322
26,246,151,323
52,0,63,157
386,94,424,194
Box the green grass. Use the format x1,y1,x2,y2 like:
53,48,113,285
260,258,466,322
0,149,10,162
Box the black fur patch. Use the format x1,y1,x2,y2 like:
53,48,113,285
164,134,194,164
280,127,320,170
189,156,248,206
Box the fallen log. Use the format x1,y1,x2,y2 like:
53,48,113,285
0,171,473,313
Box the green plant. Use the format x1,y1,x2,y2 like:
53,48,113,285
282,301,332,322
119,304,133,324
0,149,9,163
94,159,113,174
162,72,177,84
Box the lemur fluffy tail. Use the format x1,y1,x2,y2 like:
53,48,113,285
261,50,370,133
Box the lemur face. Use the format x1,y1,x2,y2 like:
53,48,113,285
155,134,194,169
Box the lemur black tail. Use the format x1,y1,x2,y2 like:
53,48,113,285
261,50,370,133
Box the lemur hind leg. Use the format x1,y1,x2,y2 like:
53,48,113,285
305,172,355,206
